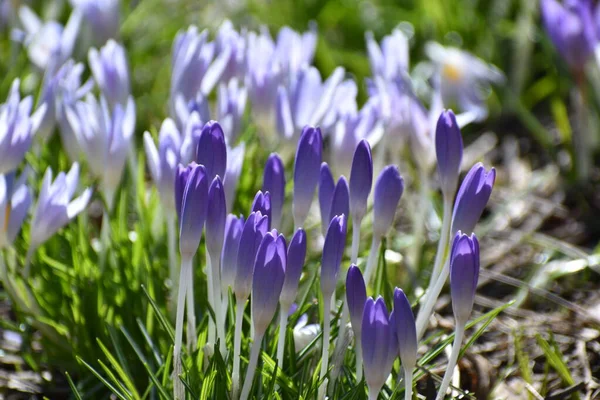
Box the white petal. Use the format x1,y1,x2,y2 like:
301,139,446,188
66,187,92,219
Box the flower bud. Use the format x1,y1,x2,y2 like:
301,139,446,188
320,214,347,297
293,126,322,227
206,176,226,258
175,163,209,259
234,211,269,301
263,153,285,230
346,265,366,339
392,288,417,371
451,163,495,235
349,140,373,222
329,176,349,226
435,110,463,198
221,214,244,291
280,228,307,308
373,166,404,238
195,120,227,180
251,190,272,230
318,162,335,236
450,231,480,325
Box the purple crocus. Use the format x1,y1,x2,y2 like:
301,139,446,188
263,153,285,230
88,39,130,109
233,211,269,302
362,297,398,397
320,214,347,298
451,163,496,235
0,171,32,249
450,232,480,325
279,228,307,309
195,120,227,180
251,191,272,230
435,110,463,198
293,126,323,227
373,166,404,238
206,176,227,259
349,140,373,223
29,163,92,250
224,143,245,212
70,0,119,46
329,176,349,226
318,162,335,236
365,29,409,81
392,288,417,373
143,118,181,214
175,163,209,259
217,78,247,144
252,231,287,335
346,265,367,341
221,214,244,292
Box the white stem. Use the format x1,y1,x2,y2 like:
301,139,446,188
318,293,333,399
173,257,190,400
167,213,179,318
409,167,429,271
232,299,245,399
240,332,264,400
206,252,215,346
363,237,381,286
355,335,363,382
368,391,379,400
210,251,226,356
99,207,111,270
431,196,453,282
404,365,414,400
435,324,465,400
276,308,288,368
415,259,450,341
351,219,361,264
186,262,197,351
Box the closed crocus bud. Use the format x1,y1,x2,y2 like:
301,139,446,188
320,215,347,297
0,79,34,174
349,140,373,223
293,126,323,227
435,110,463,198
206,177,227,258
279,228,307,308
143,118,181,214
251,191,272,229
318,163,335,235
224,143,245,212
392,288,417,371
451,163,495,235
196,120,227,180
221,214,244,291
450,232,480,325
329,176,349,225
373,166,404,238
30,163,92,249
346,265,367,339
263,153,285,230
252,231,287,336
0,171,32,249
175,163,209,259
88,40,130,110
234,211,269,301
362,297,398,396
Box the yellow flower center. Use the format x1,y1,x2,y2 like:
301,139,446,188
443,63,463,82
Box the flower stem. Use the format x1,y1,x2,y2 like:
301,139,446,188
166,212,179,319
408,167,430,271
240,332,264,400
232,299,245,399
318,293,333,399
206,252,215,346
404,365,414,400
415,259,450,341
435,323,465,400
210,251,226,356
355,335,363,383
173,257,190,400
186,261,197,352
368,391,379,400
276,308,288,370
363,237,381,286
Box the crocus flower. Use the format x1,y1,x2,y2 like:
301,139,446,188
349,140,373,223
175,163,209,259
540,0,597,77
435,110,463,198
0,80,35,174
262,153,285,230
320,79,358,135
214,20,246,83
88,39,130,109
252,231,287,335
224,143,245,212
450,232,480,326
425,42,504,121
179,111,208,164
318,163,335,236
195,120,227,180
362,297,398,397
0,171,32,249
251,191,272,230
70,0,119,45
293,314,321,353
18,6,81,73
373,166,404,238
29,163,92,249
329,176,349,226
233,211,269,302
293,126,322,227
451,163,496,235
206,177,227,259
346,265,367,341
274,24,317,80
221,214,244,292
217,78,247,144
392,288,417,376
279,228,307,309
320,215,347,298
65,94,135,205
365,29,409,81
144,118,181,214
